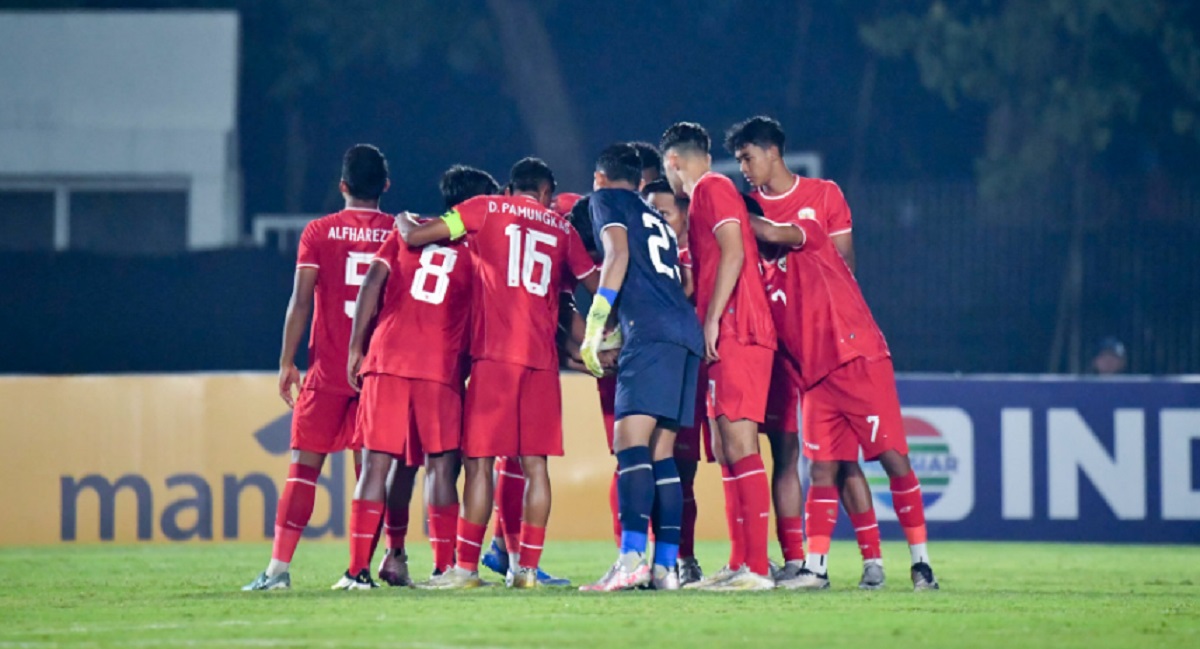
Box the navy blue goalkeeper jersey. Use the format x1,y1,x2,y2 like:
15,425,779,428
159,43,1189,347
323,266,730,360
589,188,703,355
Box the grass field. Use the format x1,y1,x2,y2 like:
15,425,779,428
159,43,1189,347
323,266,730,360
0,540,1196,648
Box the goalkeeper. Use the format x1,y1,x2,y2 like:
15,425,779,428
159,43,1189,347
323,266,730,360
577,144,705,592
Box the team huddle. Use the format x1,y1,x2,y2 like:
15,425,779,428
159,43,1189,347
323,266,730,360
243,116,940,593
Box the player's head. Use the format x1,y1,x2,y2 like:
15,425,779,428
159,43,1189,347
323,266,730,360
725,116,786,188
642,178,689,240
593,143,642,191
568,196,602,261
629,141,664,186
439,164,500,209
659,122,711,195
340,144,390,203
507,156,557,207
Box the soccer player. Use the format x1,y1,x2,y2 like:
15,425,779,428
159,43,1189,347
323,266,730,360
398,157,598,589
660,122,778,591
641,178,706,585
743,178,940,592
243,144,398,591
727,115,888,588
332,165,499,589
577,144,704,592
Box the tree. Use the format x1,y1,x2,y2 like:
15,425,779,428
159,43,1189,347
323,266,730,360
861,0,1200,372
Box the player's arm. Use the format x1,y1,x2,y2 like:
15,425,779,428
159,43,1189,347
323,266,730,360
580,225,628,377
678,247,695,299
749,215,829,251
278,267,317,408
346,261,390,391
396,210,455,247
704,222,745,362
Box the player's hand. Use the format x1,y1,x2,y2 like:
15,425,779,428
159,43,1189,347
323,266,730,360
394,211,419,235
278,363,301,408
598,348,620,373
581,291,615,378
347,350,364,392
704,317,721,363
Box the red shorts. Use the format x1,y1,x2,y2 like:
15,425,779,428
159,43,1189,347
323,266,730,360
705,341,773,424
676,364,709,463
463,360,563,458
763,352,802,434
357,373,462,465
598,374,617,454
291,388,359,454
801,356,908,462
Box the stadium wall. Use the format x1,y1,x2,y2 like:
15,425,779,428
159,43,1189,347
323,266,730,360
0,373,1196,546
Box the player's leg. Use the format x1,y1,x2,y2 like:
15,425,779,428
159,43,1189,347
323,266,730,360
481,457,512,576
674,365,707,585
704,344,774,592
767,430,806,580
777,380,858,590
851,357,938,591
649,426,683,590
377,460,419,586
837,461,884,589
597,374,621,548
333,447,396,589
425,450,460,576
245,388,344,591
579,414,657,591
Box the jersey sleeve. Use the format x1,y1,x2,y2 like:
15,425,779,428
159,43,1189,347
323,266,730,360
702,178,748,232
565,226,598,280
372,230,401,271
442,196,488,240
589,191,626,232
824,182,853,236
296,221,321,268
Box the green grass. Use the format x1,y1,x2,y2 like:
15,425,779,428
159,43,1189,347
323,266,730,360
0,541,1196,648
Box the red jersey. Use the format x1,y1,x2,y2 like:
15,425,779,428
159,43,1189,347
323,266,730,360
450,194,595,370
755,199,889,389
687,172,776,349
360,230,472,386
296,208,395,395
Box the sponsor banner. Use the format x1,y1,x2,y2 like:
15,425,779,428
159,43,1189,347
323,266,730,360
0,373,1196,545
860,376,1199,543
0,373,731,545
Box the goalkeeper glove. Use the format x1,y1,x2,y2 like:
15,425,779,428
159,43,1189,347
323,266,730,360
581,287,617,378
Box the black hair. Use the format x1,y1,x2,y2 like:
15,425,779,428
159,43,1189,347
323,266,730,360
509,157,556,194
629,141,664,177
567,195,600,259
439,165,500,209
341,144,389,201
640,178,674,198
595,143,643,185
725,115,786,154
659,122,711,156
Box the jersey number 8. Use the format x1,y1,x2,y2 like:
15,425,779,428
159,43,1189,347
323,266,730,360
410,244,458,305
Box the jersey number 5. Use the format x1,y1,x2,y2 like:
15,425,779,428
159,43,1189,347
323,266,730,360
643,212,680,281
344,252,375,318
505,224,557,296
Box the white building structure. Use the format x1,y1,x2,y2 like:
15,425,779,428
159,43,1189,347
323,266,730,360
0,11,240,253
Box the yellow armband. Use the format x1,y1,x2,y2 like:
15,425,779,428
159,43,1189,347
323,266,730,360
441,209,467,241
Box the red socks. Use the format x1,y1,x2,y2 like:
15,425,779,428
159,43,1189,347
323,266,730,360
518,523,546,570
805,485,839,555
679,477,697,559
384,501,408,554
455,518,488,571
731,455,771,576
849,509,882,560
271,463,320,563
428,504,458,572
348,499,384,575
719,464,745,569
608,470,621,547
495,458,525,551
776,516,806,563
890,471,928,545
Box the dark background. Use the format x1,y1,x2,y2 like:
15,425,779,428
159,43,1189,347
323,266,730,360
1,0,1198,375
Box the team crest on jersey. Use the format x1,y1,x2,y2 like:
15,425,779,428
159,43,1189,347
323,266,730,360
798,207,817,221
